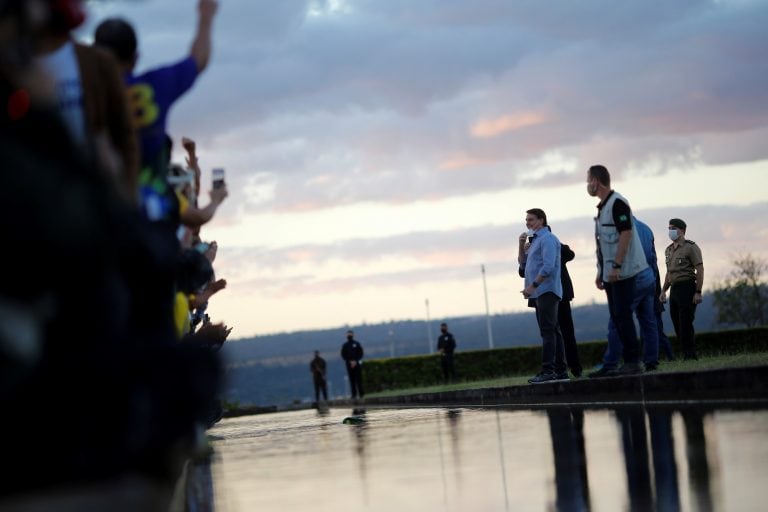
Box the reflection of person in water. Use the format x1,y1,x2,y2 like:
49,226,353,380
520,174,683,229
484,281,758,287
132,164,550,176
348,408,369,503
647,408,681,511
546,407,590,511
681,409,715,511
615,407,653,511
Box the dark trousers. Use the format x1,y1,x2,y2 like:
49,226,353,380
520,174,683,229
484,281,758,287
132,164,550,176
669,280,698,358
346,362,364,398
604,277,640,364
313,377,328,402
558,300,582,375
534,292,567,374
440,352,455,381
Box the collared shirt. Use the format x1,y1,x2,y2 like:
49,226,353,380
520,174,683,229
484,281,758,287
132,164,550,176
633,217,662,296
665,240,703,284
522,228,563,299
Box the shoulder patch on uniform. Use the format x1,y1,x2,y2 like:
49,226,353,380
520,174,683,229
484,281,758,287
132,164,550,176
618,214,628,222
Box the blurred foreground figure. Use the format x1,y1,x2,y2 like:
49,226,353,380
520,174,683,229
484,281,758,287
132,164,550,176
0,1,222,506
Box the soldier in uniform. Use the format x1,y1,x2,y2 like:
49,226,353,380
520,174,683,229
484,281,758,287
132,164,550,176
660,218,704,360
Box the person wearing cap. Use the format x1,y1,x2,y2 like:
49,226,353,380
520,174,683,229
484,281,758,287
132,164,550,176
660,218,704,360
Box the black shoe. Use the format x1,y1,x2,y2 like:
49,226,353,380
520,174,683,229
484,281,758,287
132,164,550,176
644,362,658,371
528,372,557,384
588,366,615,378
555,372,570,382
571,368,583,378
606,363,644,376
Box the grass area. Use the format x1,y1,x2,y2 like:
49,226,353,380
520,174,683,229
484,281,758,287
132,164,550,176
366,352,768,399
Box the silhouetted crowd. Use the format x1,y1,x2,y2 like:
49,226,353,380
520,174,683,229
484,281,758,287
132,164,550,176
1,0,230,503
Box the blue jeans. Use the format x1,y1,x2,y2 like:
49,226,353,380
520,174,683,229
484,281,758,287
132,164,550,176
603,277,640,365
656,310,674,360
604,275,659,367
534,292,566,374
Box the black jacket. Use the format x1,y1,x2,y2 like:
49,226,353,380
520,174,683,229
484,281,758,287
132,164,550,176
437,332,456,353
341,339,364,363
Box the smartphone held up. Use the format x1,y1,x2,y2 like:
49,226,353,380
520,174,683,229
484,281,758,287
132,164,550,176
212,168,225,189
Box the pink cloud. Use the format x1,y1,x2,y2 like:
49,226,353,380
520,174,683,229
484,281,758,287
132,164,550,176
470,111,550,138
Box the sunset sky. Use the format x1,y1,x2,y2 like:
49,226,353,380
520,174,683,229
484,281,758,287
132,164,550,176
82,0,768,338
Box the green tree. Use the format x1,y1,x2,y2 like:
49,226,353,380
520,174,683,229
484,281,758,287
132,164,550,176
713,254,768,327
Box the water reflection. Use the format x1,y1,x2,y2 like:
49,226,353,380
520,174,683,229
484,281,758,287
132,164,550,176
647,409,680,512
616,407,654,511
209,405,768,511
547,408,590,512
349,408,369,506
681,409,715,512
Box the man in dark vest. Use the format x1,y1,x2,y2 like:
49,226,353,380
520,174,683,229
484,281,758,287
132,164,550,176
341,330,364,399
436,322,457,382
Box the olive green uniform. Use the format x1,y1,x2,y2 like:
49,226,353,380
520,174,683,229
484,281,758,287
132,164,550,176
664,240,703,358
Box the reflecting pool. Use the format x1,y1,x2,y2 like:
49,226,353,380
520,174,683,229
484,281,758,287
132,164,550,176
208,405,768,511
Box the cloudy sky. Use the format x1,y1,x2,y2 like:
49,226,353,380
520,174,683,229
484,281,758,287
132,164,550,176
80,0,768,338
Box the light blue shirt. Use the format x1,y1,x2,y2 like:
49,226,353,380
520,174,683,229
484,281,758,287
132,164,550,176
523,228,563,299
634,217,659,290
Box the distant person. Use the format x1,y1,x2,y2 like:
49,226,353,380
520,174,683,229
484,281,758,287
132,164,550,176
661,218,704,360
519,208,568,384
94,0,219,219
436,322,457,382
587,164,648,377
341,330,364,399
310,350,328,403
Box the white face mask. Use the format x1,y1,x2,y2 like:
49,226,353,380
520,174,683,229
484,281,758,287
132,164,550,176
668,229,680,241
526,228,535,236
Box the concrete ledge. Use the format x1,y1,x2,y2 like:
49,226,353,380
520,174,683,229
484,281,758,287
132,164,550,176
357,365,768,407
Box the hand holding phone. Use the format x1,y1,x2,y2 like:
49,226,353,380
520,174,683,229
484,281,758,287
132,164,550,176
212,168,225,189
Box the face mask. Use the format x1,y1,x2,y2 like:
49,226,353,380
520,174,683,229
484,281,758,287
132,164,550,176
526,228,535,236
586,181,598,196
668,229,679,241
347,335,353,341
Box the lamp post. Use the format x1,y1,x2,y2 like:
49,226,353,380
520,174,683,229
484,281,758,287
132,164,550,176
482,264,495,349
425,298,433,354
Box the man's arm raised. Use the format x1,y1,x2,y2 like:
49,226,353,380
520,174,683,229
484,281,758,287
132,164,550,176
190,0,219,72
